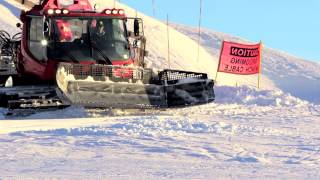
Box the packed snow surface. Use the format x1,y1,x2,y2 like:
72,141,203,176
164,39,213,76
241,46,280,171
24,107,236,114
0,0,319,179
1,86,320,179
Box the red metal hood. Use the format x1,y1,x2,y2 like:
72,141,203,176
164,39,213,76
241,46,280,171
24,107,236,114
41,0,93,11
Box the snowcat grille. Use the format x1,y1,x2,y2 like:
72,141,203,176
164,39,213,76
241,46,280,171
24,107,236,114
159,70,208,82
60,63,153,83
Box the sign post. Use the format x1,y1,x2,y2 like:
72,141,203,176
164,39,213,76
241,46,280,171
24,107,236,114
257,41,263,89
152,0,156,17
167,14,171,69
197,0,203,62
215,41,224,83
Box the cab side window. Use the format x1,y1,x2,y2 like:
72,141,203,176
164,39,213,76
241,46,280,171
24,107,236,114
28,17,47,61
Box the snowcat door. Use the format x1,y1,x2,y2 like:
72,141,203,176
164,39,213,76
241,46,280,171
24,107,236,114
126,18,147,67
27,16,48,62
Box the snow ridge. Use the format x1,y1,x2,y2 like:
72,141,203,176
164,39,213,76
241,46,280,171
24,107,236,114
171,24,320,104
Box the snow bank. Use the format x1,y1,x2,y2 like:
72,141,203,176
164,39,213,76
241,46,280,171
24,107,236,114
106,116,239,136
0,85,309,120
215,85,309,107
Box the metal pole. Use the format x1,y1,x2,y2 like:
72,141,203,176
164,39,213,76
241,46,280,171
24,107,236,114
152,0,156,17
258,41,263,89
197,0,203,62
167,14,171,69
215,41,224,83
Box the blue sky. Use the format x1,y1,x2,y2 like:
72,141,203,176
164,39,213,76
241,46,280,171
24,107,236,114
119,0,320,62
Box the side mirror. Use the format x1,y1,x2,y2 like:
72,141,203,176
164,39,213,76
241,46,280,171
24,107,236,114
134,19,140,36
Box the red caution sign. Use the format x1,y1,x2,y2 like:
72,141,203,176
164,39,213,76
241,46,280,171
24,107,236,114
218,41,262,75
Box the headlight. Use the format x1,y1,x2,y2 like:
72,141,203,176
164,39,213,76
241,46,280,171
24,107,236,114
62,9,69,14
55,9,62,14
112,9,118,15
47,9,54,15
118,9,125,15
105,9,112,15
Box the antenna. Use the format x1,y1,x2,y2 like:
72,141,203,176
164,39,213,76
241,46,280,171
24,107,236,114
197,0,203,62
152,0,156,17
94,4,100,11
167,14,171,69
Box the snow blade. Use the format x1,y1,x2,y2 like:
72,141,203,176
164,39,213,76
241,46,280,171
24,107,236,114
158,69,215,107
56,63,215,108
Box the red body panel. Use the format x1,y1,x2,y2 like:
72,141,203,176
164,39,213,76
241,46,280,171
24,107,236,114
18,0,131,81
43,0,92,11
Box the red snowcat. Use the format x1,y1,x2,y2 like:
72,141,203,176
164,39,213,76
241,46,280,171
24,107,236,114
0,0,214,111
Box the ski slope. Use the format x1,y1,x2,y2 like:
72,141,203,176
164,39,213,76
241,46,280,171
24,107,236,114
0,0,320,179
94,1,320,103
172,24,320,103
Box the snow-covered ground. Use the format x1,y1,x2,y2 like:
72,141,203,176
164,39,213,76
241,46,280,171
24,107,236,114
0,0,320,179
1,86,320,179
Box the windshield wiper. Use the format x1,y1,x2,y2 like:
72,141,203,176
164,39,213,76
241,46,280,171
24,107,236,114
60,48,79,63
80,38,112,65
53,41,79,63
91,41,113,65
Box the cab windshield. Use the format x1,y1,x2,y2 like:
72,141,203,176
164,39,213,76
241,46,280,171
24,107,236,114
47,17,130,63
